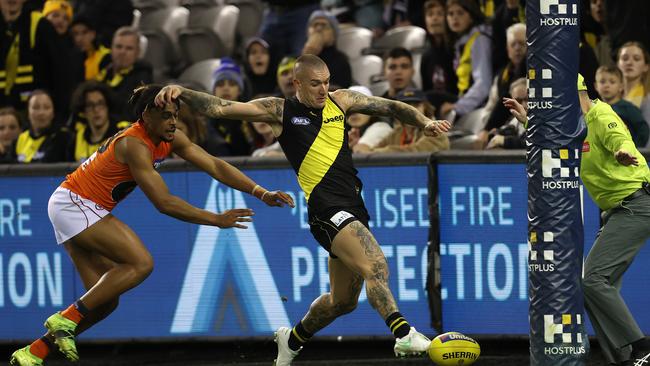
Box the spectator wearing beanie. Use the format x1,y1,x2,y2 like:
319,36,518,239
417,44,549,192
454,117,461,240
208,59,251,156
244,37,278,96
302,10,352,88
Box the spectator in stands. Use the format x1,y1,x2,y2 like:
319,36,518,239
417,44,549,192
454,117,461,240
43,0,84,122
486,78,527,150
302,10,352,88
365,88,449,153
439,0,492,122
73,0,133,48
66,81,121,162
247,120,284,157
617,41,650,124
491,0,524,73
15,90,69,163
209,59,251,156
97,26,153,122
595,65,649,148
176,103,229,157
43,0,71,35
259,0,320,60
0,0,61,116
478,22,526,148
604,0,650,62
383,47,415,99
582,0,612,66
276,56,297,99
244,37,277,96
345,85,393,153
0,107,21,163
420,0,457,113
70,16,111,80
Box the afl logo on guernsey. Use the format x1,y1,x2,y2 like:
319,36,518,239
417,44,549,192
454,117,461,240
324,115,343,124
291,117,311,125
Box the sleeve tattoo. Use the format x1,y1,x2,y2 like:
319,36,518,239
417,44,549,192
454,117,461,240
178,89,232,118
250,97,285,122
345,91,425,128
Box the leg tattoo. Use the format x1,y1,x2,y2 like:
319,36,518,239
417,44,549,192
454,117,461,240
301,272,363,334
348,222,399,318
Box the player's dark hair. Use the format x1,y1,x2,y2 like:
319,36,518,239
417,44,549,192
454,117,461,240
128,84,179,119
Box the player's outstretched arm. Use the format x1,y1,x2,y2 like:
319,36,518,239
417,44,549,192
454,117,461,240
172,130,295,208
117,136,253,228
155,85,284,125
332,89,451,137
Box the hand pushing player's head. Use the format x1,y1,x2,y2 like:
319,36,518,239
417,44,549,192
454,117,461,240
130,84,180,143
294,54,330,109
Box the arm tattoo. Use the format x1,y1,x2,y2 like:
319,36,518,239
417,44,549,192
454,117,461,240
178,88,233,118
345,90,427,128
250,97,284,122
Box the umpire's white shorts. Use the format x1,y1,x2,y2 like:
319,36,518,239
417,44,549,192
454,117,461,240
48,187,109,244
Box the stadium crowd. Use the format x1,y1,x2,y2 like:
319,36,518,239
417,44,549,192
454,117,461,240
0,0,649,164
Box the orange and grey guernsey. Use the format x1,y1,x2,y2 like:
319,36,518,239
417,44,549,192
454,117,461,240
278,94,364,213
62,121,172,211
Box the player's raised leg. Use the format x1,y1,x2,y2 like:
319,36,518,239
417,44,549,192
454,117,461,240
12,214,153,364
274,254,364,365
330,221,431,357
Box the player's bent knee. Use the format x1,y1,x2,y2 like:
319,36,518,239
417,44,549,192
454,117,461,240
132,255,154,281
334,300,358,316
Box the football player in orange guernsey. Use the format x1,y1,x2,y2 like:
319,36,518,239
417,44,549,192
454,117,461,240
10,84,294,366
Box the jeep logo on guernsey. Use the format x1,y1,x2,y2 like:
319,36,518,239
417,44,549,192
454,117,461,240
291,116,311,125
541,149,580,190
324,114,343,124
539,0,577,26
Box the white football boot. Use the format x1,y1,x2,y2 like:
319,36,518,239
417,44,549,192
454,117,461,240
273,326,302,366
394,327,431,357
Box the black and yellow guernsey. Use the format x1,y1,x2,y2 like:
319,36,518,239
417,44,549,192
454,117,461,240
278,94,364,213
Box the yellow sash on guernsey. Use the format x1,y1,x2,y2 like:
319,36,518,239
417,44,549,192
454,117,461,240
456,31,481,95
297,97,345,201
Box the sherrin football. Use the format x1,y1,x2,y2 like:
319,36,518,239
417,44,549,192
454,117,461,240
428,332,480,365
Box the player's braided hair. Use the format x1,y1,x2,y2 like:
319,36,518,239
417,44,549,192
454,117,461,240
129,84,180,119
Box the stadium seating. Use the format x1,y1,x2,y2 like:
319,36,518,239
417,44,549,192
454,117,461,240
447,108,487,149
365,25,427,56
179,4,239,64
178,58,221,92
226,0,264,43
140,6,189,81
132,9,142,28
350,55,383,88
337,26,373,60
